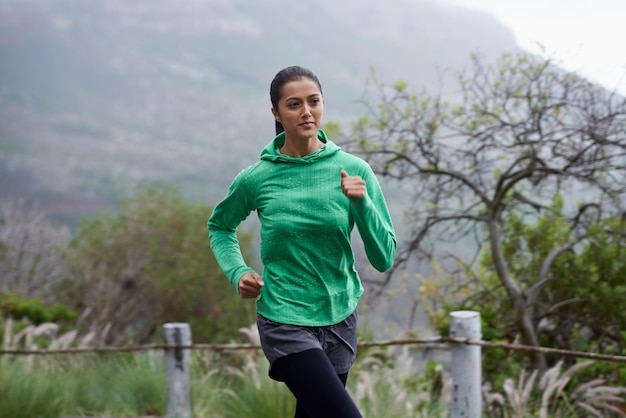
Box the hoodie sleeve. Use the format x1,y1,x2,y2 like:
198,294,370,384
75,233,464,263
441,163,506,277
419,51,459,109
349,164,397,272
207,169,257,292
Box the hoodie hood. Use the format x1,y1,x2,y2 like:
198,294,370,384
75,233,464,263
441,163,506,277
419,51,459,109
260,129,341,164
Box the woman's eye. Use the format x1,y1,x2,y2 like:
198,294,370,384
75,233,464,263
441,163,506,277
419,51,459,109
288,102,300,108
310,99,320,105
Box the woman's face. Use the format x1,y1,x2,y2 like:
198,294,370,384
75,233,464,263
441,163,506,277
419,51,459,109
272,77,323,141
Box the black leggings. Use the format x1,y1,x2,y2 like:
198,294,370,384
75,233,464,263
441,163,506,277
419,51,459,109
272,348,362,418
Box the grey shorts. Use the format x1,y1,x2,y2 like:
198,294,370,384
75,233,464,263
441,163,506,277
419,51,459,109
257,310,358,381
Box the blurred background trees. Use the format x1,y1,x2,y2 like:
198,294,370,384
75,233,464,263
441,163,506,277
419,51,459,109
0,201,71,301
1,183,258,345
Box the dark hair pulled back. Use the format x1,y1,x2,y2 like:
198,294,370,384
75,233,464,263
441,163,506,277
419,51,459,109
270,66,323,135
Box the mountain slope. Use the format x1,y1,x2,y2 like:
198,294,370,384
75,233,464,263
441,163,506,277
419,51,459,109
0,0,517,224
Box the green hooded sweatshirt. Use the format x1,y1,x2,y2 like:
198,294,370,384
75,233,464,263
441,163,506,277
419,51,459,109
208,130,396,326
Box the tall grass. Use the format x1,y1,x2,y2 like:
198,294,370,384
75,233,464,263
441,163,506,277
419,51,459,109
348,346,449,418
484,360,626,418
217,357,296,418
0,358,64,418
2,319,626,417
0,352,167,417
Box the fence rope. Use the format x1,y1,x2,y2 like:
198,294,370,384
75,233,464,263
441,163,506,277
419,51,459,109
2,336,626,363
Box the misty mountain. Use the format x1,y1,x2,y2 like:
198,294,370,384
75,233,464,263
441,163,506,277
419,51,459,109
0,0,518,225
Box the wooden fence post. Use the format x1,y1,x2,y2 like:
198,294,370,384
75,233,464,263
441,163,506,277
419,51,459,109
163,322,193,418
450,310,482,418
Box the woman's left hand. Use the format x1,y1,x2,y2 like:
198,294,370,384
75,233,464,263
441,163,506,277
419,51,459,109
340,169,366,199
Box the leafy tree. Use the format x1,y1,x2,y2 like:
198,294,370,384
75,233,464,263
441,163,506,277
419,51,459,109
419,199,626,385
345,51,626,371
61,183,257,345
485,197,626,357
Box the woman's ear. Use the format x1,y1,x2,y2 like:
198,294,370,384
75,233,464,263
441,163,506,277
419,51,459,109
271,107,281,122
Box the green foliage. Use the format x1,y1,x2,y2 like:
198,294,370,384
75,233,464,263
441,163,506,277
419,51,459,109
0,292,76,324
0,352,166,417
61,182,257,344
415,193,626,386
497,209,624,382
393,79,409,92
486,202,626,361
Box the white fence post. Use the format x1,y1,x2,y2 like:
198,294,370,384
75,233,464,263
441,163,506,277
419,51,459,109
163,322,193,418
450,310,482,418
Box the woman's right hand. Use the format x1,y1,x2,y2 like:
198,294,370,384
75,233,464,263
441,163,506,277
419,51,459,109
238,272,264,299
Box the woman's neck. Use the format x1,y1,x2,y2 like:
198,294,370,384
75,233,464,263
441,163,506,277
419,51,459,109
280,135,324,158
